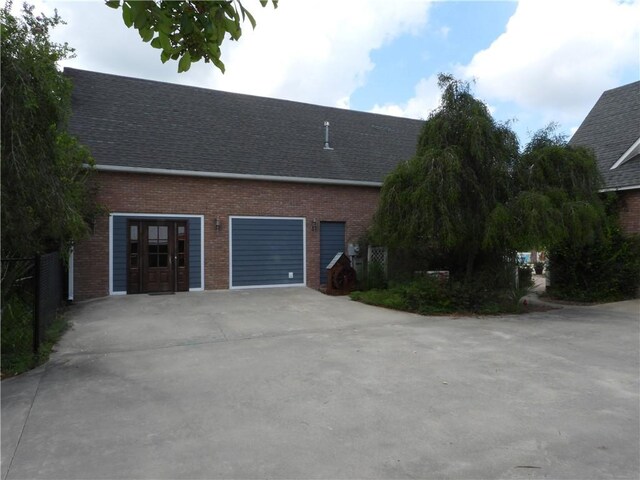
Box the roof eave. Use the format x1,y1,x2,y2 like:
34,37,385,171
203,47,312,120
610,135,640,170
599,184,640,193
92,164,383,188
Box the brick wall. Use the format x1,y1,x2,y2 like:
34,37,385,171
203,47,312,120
619,189,640,235
74,171,381,300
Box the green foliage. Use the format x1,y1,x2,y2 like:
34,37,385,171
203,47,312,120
1,294,34,372
350,289,406,312
1,3,97,309
351,275,526,316
373,79,608,297
372,74,519,280
1,297,70,378
400,277,454,314
364,261,387,290
548,223,640,302
106,0,278,73
486,126,605,252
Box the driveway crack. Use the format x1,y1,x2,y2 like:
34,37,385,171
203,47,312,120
215,321,228,341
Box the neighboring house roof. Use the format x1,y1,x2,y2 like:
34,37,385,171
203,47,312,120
66,68,424,187
569,81,640,191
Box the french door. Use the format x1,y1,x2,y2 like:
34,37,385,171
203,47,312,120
127,220,188,293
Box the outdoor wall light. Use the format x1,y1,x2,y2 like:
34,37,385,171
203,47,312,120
215,217,221,231
312,219,317,231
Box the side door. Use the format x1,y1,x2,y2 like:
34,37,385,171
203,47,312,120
319,221,345,285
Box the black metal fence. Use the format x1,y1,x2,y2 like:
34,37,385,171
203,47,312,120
1,252,64,354
34,252,63,350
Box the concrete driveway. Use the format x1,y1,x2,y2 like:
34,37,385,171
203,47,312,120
2,288,639,479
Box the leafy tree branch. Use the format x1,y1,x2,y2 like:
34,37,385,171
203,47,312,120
106,0,278,73
1,2,96,302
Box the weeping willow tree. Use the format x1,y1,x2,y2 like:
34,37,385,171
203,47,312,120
373,76,607,288
372,74,519,281
484,127,631,301
485,126,605,252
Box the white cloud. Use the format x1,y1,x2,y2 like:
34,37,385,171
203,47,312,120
359,0,638,142
30,1,198,84
370,74,441,119
209,0,432,107
27,0,431,110
459,0,640,119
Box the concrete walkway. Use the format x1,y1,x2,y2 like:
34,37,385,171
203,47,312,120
2,288,639,479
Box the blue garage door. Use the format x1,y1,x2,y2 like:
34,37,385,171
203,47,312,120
320,221,345,285
231,217,305,288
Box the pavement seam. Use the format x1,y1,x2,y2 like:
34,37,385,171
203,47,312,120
51,319,416,358
2,364,47,480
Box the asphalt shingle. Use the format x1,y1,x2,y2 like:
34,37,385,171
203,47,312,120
66,68,424,184
569,81,640,190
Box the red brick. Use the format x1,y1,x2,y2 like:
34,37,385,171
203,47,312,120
619,189,640,235
74,172,380,300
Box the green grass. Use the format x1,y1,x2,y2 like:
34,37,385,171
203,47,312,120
351,289,407,311
1,296,70,378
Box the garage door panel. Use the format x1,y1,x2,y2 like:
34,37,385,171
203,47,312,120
233,226,301,234
233,242,302,250
232,270,304,281
232,257,303,266
231,217,305,288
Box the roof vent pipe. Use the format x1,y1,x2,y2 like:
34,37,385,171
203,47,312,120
323,121,333,150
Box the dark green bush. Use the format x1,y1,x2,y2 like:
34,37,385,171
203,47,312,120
1,294,69,377
351,271,525,315
1,295,33,355
364,260,387,290
1,294,35,375
548,226,640,302
401,276,452,314
350,289,406,311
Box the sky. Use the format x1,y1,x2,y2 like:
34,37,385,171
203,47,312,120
11,0,640,147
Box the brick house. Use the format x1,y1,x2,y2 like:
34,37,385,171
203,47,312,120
569,81,640,235
66,69,423,300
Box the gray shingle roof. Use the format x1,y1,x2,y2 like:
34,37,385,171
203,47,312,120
66,68,424,185
569,81,640,190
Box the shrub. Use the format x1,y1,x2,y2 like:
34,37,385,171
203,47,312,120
351,272,525,315
548,226,640,302
364,260,387,290
402,276,452,314
1,293,69,378
350,289,406,311
1,294,33,357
